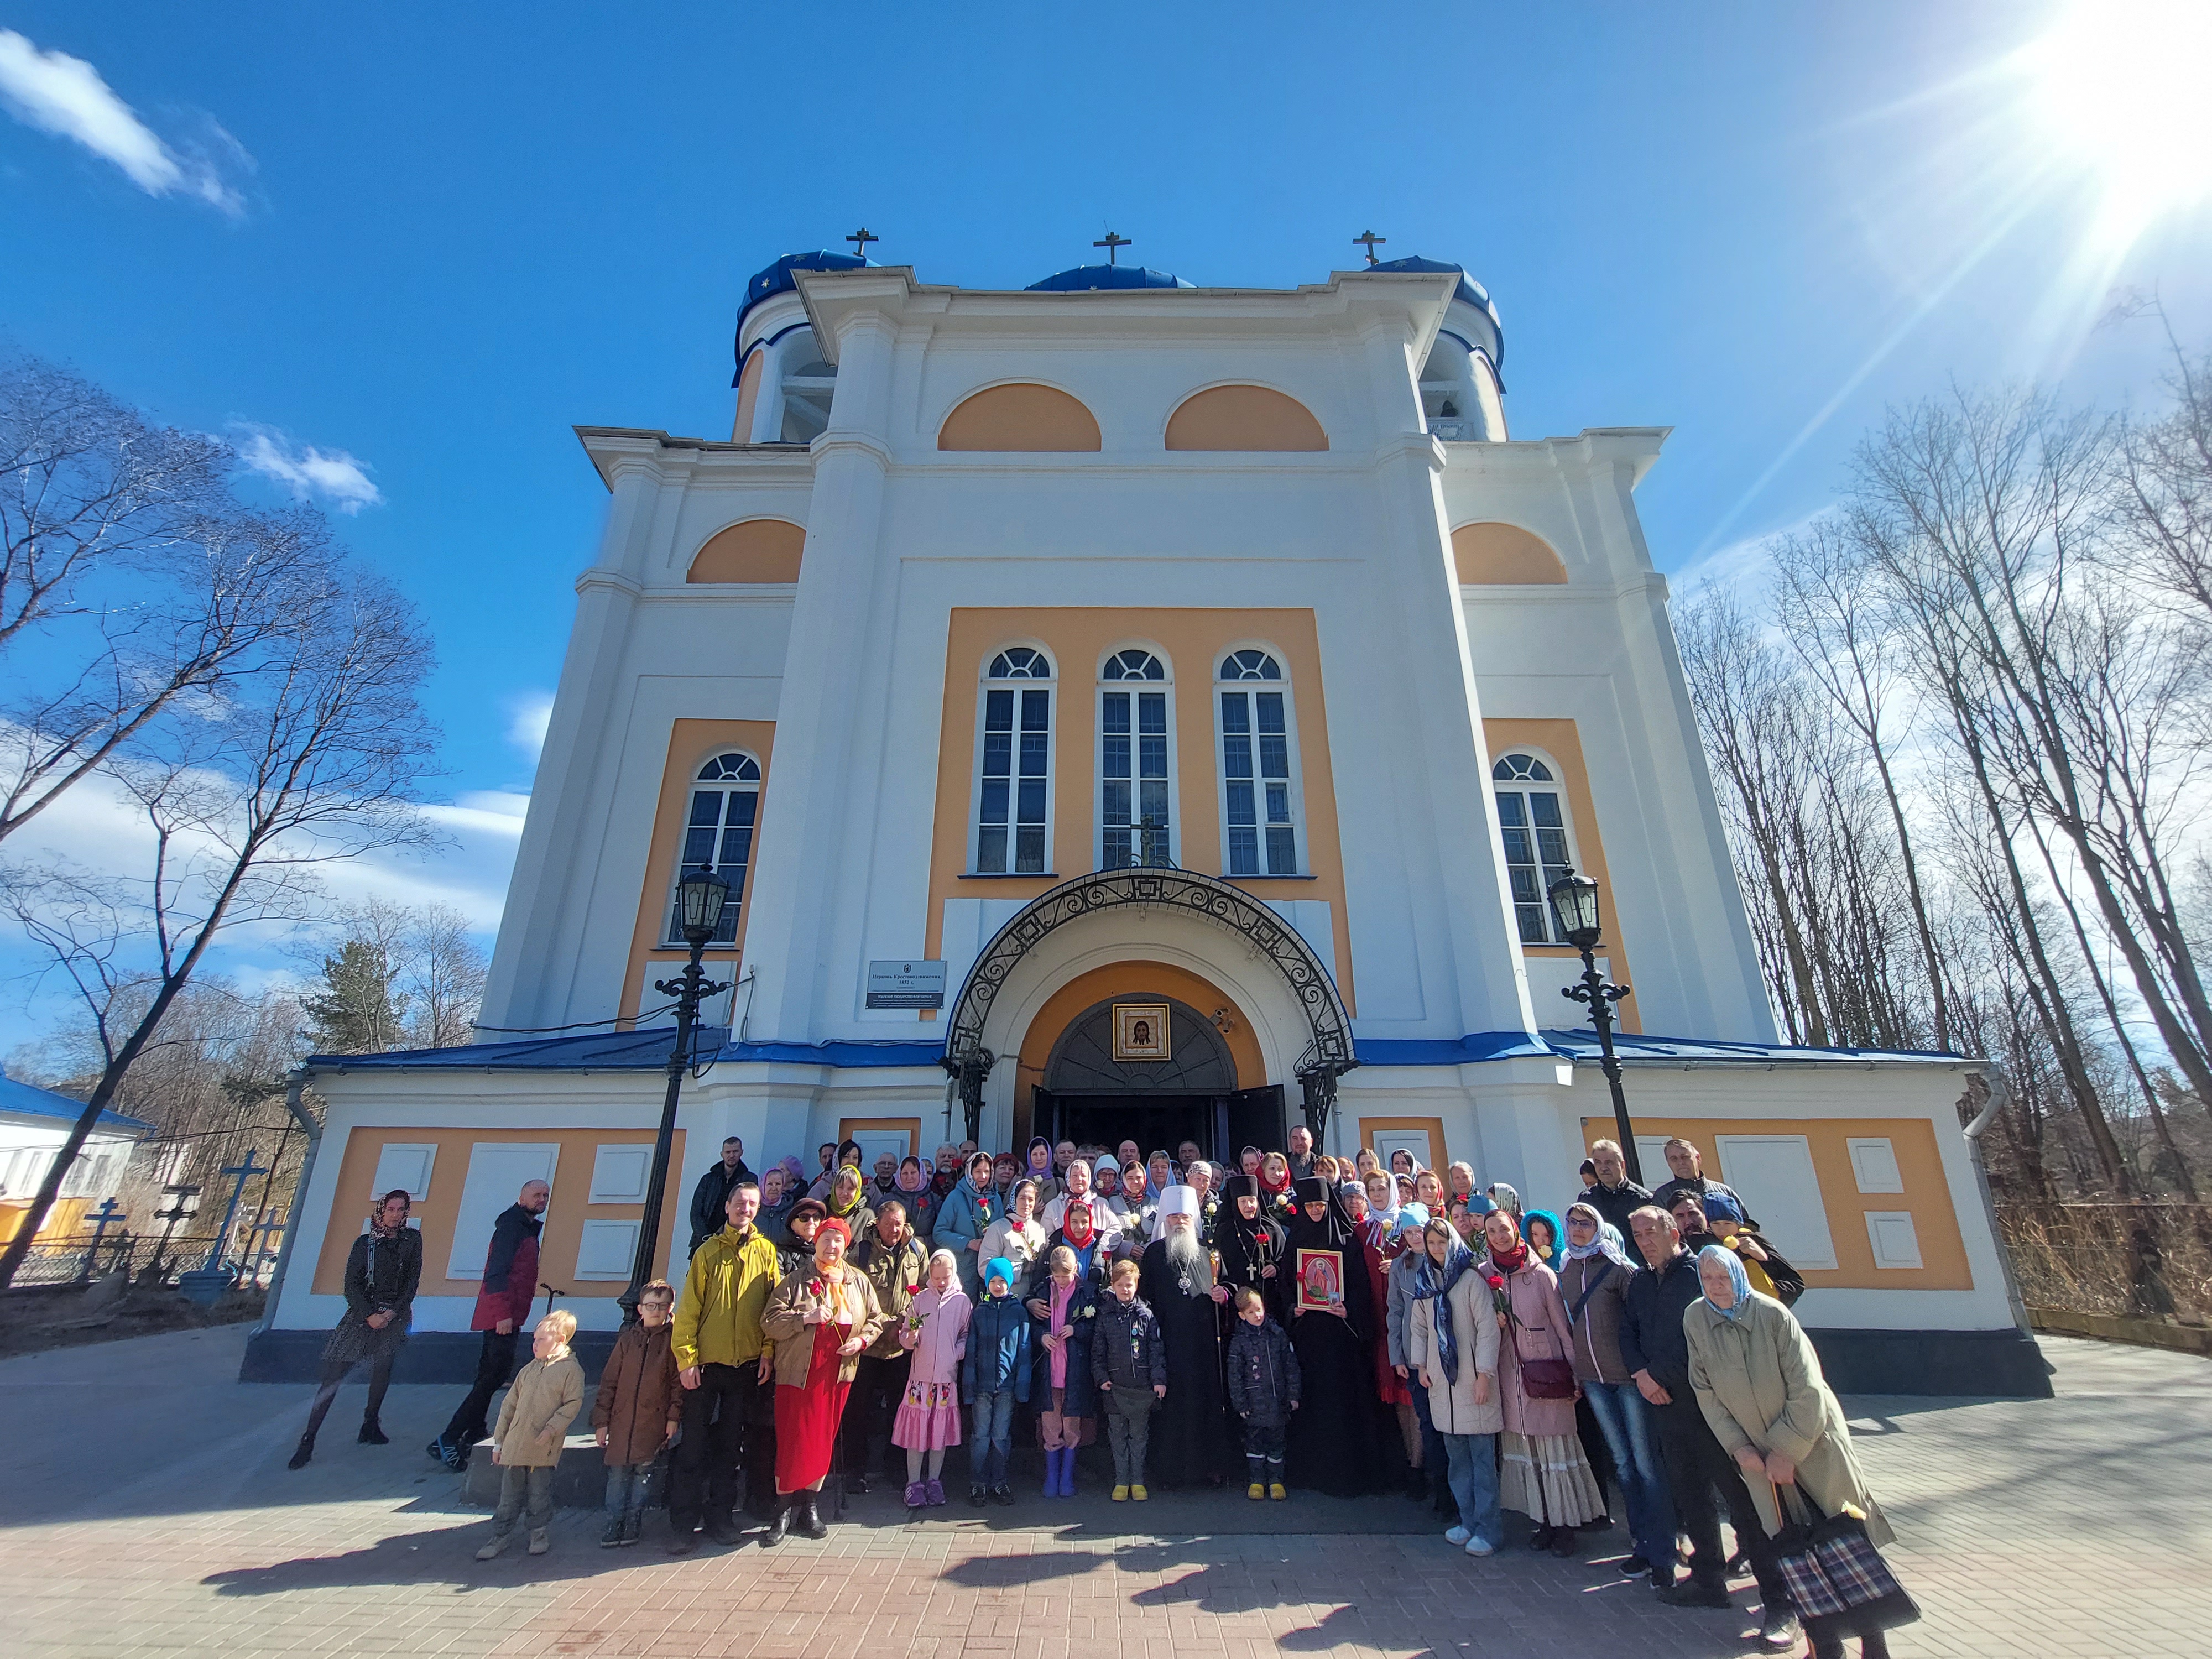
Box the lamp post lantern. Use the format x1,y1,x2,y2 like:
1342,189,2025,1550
620,867,732,1324
1546,867,1645,1187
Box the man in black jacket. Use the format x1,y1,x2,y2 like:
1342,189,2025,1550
688,1138,755,1256
1574,1139,1653,1238
1618,1205,1798,1652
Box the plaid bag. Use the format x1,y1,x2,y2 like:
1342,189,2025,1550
1768,1485,1921,1630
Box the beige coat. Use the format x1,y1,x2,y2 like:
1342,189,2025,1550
491,1350,584,1467
1686,1292,1892,1545
761,1267,886,1388
1407,1266,1503,1437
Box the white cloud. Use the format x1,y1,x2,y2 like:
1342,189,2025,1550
506,691,556,762
234,426,384,514
0,29,245,215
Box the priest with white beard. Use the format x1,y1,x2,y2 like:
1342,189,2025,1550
1137,1186,1231,1488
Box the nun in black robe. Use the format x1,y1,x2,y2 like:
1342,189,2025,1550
1215,1174,1290,1322
1137,1185,1230,1487
1282,1176,1386,1495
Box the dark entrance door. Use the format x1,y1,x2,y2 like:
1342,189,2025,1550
1030,1086,1286,1168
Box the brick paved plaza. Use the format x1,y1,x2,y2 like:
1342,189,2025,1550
1,1326,2205,1659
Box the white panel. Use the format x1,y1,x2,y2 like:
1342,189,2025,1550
940,897,1028,1009
1521,956,1608,1025
369,1142,436,1202
1847,1137,1905,1194
1371,1127,1434,1175
589,1144,651,1204
1261,899,1338,987
1712,1135,1837,1270
575,1218,640,1280
847,1128,914,1169
1634,1137,1673,1187
1864,1211,1923,1270
447,1143,560,1279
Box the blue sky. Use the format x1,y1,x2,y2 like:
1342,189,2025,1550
2,2,2209,1051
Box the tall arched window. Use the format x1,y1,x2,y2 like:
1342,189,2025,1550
669,752,760,945
1491,752,1574,943
1099,650,1170,868
1216,650,1301,877
976,649,1053,873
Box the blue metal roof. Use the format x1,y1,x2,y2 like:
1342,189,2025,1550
0,1070,153,1135
1363,255,1504,369
733,251,878,379
1025,264,1195,293
1352,1029,1963,1068
306,1027,948,1072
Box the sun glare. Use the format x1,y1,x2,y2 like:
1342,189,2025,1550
2021,0,2212,241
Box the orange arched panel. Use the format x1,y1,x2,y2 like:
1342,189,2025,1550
731,348,764,441
688,518,805,583
1452,522,1568,585
938,384,1102,452
1165,385,1328,452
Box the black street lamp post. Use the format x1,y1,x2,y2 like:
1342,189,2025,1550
619,868,732,1324
1546,867,1645,1188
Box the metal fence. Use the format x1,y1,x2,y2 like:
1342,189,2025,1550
1994,1202,2212,1324
4,1232,281,1292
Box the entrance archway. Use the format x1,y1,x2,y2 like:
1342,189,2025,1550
940,869,1356,1144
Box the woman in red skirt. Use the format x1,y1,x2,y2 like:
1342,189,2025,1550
759,1215,885,1542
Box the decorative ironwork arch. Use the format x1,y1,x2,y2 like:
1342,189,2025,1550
938,869,1357,1144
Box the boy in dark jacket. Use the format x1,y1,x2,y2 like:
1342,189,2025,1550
1224,1286,1301,1499
1091,1258,1167,1501
591,1279,681,1547
961,1256,1031,1506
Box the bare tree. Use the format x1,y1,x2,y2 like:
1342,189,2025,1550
0,573,440,1287
1,355,340,844
403,904,487,1049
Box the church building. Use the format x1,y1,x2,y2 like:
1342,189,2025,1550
254,247,2043,1394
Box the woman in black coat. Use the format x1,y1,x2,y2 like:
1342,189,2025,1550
290,1188,422,1468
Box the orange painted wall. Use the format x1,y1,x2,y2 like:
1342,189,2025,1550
311,1125,687,1301
1578,1115,1971,1291
0,1194,97,1246
688,519,805,583
1484,717,1639,1034
1165,386,1329,451
619,719,776,1023
938,385,1102,451
924,608,1354,1017
1011,961,1266,1137
1453,522,1567,584
731,348,764,441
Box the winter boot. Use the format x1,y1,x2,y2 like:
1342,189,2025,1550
761,1495,792,1548
793,1491,829,1540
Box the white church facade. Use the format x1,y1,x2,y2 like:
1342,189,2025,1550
254,249,2044,1394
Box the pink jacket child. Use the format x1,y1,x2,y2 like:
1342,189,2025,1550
892,1251,972,1509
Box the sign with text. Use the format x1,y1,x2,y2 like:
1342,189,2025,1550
866,959,947,1010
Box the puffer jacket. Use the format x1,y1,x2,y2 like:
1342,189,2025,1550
1225,1316,1301,1427
1408,1267,1503,1436
760,1268,885,1389
962,1290,1032,1401
852,1226,930,1359
932,1177,998,1290
1090,1293,1167,1395
491,1350,583,1467
591,1321,680,1465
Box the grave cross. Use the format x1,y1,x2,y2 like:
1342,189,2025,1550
79,1197,126,1282
202,1149,268,1274
845,227,879,257
1353,229,1387,265
1093,230,1131,265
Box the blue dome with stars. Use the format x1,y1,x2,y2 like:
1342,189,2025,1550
1363,255,1503,368
1025,264,1195,293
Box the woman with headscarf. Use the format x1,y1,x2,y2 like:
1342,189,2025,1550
1093,1156,1125,1224
1687,1245,1898,1659
1282,1176,1386,1495
289,1188,421,1468
1481,1208,1604,1555
1382,1202,1442,1504
1022,1137,1060,1208
823,1164,876,1246
1407,1216,1503,1556
1039,1155,1119,1251
1214,1173,1287,1319
1258,1151,1296,1221
1117,1159,1158,1249
1346,1178,1407,1429
893,1155,938,1240
1559,1203,1673,1578
980,1177,1049,1300
758,1214,885,1542
1486,1181,1523,1219
931,1151,999,1300
1042,1196,1107,1287
1524,1208,1564,1270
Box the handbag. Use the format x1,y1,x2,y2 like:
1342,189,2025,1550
1512,1319,1577,1399
1767,1484,1920,1631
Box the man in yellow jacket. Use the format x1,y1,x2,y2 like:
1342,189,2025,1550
669,1181,780,1552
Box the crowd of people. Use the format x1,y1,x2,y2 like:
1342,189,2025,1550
293,1126,1898,1658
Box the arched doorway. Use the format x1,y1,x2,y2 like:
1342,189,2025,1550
1031,994,1282,1160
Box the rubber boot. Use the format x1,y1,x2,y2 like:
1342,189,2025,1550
793,1491,829,1540
1043,1447,1061,1498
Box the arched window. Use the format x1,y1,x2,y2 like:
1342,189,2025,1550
1099,650,1170,868
976,650,1053,873
669,752,760,945
1491,752,1574,943
1215,651,1300,876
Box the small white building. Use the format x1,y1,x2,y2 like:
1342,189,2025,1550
0,1067,151,1249
259,249,2041,1393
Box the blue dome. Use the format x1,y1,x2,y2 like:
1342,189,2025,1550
1025,264,1195,293
734,251,878,376
1364,255,1504,368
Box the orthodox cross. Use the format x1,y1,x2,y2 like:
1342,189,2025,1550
1353,230,1387,265
845,227,879,257
1093,231,1131,265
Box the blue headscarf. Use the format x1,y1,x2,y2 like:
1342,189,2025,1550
1698,1243,1754,1321
1562,1202,1634,1270
1523,1208,1565,1265
1411,1224,1477,1385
